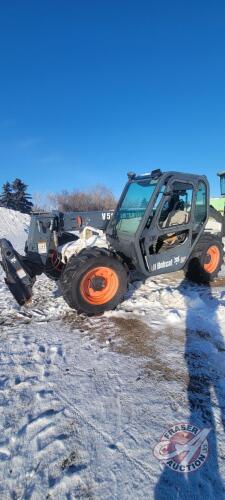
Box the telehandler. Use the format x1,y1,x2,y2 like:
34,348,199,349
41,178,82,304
0,169,224,315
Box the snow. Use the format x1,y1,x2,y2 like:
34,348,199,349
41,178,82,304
59,226,109,263
0,208,225,498
0,207,30,253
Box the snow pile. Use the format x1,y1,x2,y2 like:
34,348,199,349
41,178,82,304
0,207,30,254
104,269,225,351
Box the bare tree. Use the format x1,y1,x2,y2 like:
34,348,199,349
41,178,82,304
32,192,58,212
49,185,117,212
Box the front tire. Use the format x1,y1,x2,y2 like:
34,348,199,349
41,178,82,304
185,233,224,283
60,247,129,315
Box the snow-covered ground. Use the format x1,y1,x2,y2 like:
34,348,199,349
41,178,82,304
0,208,225,499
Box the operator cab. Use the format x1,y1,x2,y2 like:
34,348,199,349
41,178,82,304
107,170,209,276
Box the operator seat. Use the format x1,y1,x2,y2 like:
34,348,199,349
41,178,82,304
163,209,189,227
162,201,189,228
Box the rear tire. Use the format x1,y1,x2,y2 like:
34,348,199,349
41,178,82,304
185,233,224,284
60,247,129,315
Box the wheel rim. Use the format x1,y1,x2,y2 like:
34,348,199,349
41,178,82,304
50,250,63,271
204,245,220,273
80,266,119,305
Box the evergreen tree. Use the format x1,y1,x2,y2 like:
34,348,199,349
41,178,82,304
0,182,15,209
11,178,33,214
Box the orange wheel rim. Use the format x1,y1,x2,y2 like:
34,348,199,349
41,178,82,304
204,246,220,273
80,266,119,305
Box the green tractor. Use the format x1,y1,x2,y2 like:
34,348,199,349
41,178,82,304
210,170,225,215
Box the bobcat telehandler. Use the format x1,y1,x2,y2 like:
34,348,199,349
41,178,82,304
0,169,225,315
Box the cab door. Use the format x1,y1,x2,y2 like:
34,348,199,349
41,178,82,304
142,175,196,275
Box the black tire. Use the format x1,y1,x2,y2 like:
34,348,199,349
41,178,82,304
185,233,224,284
60,247,129,315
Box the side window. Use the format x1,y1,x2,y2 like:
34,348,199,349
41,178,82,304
158,182,193,228
195,181,207,224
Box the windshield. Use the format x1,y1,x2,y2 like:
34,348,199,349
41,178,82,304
115,179,158,234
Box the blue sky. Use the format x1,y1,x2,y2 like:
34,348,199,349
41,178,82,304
0,0,225,198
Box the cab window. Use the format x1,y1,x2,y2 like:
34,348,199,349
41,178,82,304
158,182,193,228
195,181,207,224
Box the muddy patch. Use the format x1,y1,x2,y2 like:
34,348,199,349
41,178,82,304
65,314,188,383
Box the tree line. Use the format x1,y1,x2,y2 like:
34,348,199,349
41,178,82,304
0,180,116,214
48,185,116,212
